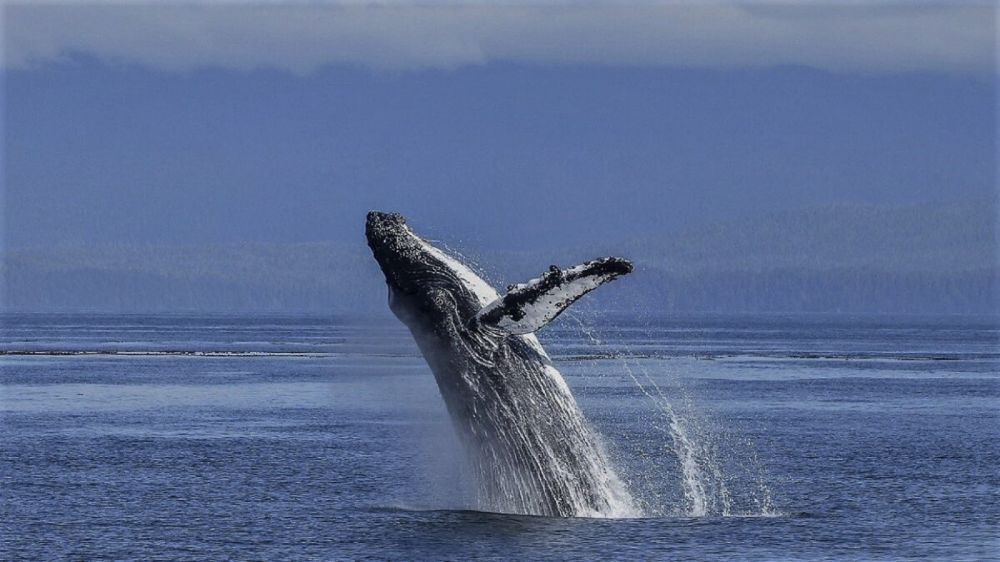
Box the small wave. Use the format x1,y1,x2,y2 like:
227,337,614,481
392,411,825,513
714,352,990,362
0,350,330,357
372,504,786,521
555,353,655,362
552,350,994,363
373,505,613,520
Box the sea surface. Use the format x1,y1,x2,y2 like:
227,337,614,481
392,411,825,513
1,313,997,560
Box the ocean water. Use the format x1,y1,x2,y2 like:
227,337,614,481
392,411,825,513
1,313,997,560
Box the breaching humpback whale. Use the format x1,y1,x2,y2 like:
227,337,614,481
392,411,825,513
366,211,636,517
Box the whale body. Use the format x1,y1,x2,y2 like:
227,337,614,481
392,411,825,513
365,211,636,517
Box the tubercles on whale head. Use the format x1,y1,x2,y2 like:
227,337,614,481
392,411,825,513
365,211,408,268
366,210,406,231
366,211,425,293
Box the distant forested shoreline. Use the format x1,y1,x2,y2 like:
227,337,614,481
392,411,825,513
4,202,997,315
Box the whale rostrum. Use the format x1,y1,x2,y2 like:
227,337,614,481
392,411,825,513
365,210,638,517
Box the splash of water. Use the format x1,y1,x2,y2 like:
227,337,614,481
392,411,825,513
565,311,777,518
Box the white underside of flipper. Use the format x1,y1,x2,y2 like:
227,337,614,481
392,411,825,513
475,258,633,335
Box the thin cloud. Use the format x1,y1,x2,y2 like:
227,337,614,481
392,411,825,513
3,3,996,74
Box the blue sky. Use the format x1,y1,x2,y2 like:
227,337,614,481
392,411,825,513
3,3,996,251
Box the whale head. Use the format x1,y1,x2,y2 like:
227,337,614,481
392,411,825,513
366,211,493,331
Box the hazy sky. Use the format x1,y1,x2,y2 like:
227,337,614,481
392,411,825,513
3,2,996,251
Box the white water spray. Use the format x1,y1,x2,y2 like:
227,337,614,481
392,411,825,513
565,312,776,517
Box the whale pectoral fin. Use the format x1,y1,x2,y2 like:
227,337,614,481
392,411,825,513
475,257,633,335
